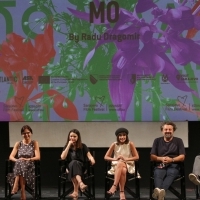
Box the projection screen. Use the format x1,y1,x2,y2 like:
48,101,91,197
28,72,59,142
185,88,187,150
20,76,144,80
9,122,188,148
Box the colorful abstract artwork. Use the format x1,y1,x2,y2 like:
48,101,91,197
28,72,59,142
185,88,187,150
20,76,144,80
0,0,200,121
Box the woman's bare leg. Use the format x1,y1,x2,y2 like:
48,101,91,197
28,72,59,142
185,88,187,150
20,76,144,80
69,177,79,197
108,162,126,194
19,176,26,200
11,176,19,194
76,175,87,192
119,167,127,200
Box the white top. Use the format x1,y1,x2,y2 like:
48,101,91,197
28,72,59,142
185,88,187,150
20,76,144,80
108,142,135,175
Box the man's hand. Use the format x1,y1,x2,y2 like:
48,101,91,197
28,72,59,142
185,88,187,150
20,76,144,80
163,156,172,164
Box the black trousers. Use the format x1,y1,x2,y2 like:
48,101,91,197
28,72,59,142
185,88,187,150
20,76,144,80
68,160,84,180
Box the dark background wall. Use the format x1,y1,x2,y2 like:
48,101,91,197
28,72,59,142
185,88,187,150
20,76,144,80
0,121,200,189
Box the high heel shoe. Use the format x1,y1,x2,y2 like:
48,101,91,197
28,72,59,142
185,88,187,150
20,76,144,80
68,193,78,199
120,191,126,200
107,184,117,197
79,181,88,192
11,186,18,194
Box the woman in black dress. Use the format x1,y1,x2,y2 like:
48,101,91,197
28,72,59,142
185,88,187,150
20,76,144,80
61,129,95,199
8,125,40,200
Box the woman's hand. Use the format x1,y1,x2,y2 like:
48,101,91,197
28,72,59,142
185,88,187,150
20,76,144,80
19,158,25,160
68,140,76,146
68,140,74,146
19,158,30,161
116,155,126,161
87,152,95,165
90,157,95,165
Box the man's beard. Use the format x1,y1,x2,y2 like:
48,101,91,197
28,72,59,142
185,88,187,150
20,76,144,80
165,132,172,138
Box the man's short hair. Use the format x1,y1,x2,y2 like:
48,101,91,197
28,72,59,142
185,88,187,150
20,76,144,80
160,121,177,131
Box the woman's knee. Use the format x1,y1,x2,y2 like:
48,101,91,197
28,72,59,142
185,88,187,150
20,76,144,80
121,167,127,175
116,161,126,168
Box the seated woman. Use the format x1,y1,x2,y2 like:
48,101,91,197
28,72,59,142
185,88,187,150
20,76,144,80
104,127,139,200
8,125,40,200
61,128,95,199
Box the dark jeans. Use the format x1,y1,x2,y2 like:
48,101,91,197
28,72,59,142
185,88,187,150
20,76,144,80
154,163,180,190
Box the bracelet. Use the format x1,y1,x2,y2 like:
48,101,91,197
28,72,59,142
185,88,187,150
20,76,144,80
30,158,31,161
172,158,175,162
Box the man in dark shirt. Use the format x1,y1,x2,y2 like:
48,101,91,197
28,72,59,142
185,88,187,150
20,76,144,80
150,121,185,200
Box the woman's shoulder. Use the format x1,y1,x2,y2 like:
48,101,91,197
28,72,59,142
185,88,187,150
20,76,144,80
110,142,117,146
16,141,21,144
81,143,89,150
110,142,117,148
128,141,137,149
14,141,21,148
32,140,39,146
128,141,134,145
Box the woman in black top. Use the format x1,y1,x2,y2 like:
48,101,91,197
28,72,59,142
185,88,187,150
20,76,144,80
61,129,95,199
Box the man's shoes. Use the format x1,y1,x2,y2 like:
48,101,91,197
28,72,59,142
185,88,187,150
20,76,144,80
152,188,165,200
189,173,200,185
158,189,165,200
152,188,160,199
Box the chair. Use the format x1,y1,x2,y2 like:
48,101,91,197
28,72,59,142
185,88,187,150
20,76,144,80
58,152,95,200
149,161,186,200
5,159,41,200
104,160,140,200
196,185,200,199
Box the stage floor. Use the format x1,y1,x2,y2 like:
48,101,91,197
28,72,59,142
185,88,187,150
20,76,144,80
0,187,198,199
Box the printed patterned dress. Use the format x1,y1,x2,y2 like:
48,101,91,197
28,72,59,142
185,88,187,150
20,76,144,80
7,140,36,193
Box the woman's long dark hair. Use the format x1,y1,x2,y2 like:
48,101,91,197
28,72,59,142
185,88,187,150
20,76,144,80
66,129,82,149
